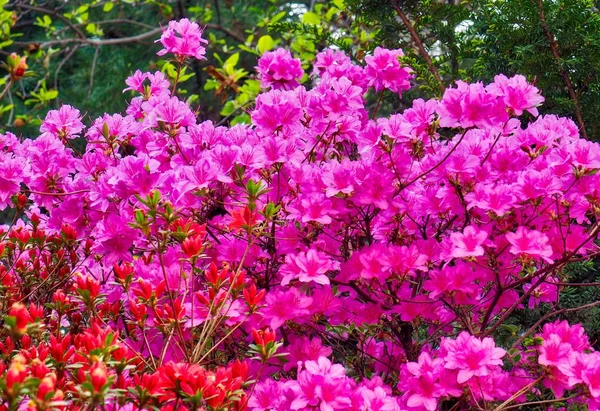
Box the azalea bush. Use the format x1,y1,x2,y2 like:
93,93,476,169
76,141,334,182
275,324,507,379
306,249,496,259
1,17,600,411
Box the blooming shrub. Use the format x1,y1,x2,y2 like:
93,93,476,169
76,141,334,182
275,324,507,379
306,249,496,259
0,19,600,411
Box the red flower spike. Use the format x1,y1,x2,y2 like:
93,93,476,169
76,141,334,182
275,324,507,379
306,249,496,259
250,328,280,362
113,262,134,286
89,361,109,393
181,233,204,258
16,193,27,209
129,299,148,324
251,327,276,348
36,373,57,400
0,336,14,355
75,275,101,301
28,303,44,322
5,355,28,393
61,223,77,241
7,303,32,336
204,262,230,288
243,283,266,311
230,359,249,381
229,206,259,232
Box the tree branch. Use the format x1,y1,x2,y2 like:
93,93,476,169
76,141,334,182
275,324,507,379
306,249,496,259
204,23,245,43
88,46,99,98
12,27,163,48
54,45,80,107
390,1,444,94
535,0,588,139
13,23,245,49
15,3,87,39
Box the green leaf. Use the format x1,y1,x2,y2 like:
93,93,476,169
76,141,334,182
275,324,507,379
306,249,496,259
302,12,320,25
220,101,236,116
0,104,13,113
257,35,275,54
103,2,114,12
42,89,58,100
238,44,260,56
270,11,287,25
224,52,240,69
231,112,251,125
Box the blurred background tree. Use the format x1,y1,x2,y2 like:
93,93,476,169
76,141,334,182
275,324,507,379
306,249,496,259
0,0,370,135
2,0,599,138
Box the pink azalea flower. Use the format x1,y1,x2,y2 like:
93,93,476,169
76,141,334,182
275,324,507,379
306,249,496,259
123,70,170,98
0,155,25,209
248,379,284,410
450,225,489,258
261,287,313,329
296,357,354,411
582,354,600,398
399,352,445,411
437,81,507,129
40,105,84,139
284,336,333,371
92,214,138,265
256,48,303,90
506,226,554,262
364,47,413,96
540,320,590,352
538,333,572,368
466,184,517,216
280,248,339,286
252,89,304,137
156,18,208,60
287,192,337,225
523,278,558,308
442,332,506,384
487,74,545,116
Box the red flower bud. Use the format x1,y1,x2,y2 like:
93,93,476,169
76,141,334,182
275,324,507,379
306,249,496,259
243,283,266,310
251,327,276,347
7,53,28,80
89,362,108,393
181,233,204,258
6,355,28,393
37,373,57,400
7,303,31,335
113,262,134,286
61,223,78,241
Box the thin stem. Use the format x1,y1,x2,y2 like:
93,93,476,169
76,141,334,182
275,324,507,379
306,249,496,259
491,375,544,411
0,78,14,102
370,91,385,119
401,128,469,191
88,46,100,98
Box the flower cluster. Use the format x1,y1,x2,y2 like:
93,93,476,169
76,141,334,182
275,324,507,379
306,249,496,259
0,18,598,411
156,18,208,61
256,48,304,90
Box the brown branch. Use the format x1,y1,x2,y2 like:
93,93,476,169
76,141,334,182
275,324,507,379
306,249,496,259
13,27,163,48
15,3,87,39
535,0,588,139
511,300,600,350
53,18,156,36
400,128,469,191
204,23,245,44
54,45,80,107
88,46,99,98
390,1,444,94
483,223,600,337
